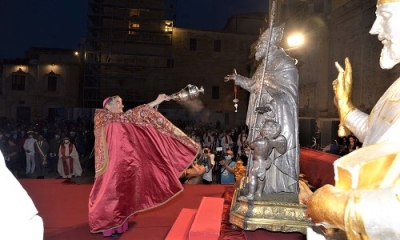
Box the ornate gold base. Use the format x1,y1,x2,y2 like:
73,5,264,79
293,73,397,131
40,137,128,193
229,184,311,234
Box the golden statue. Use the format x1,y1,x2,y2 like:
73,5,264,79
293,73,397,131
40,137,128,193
306,1,400,239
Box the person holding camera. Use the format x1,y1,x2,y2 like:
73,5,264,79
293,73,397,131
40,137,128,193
219,149,236,184
202,148,215,184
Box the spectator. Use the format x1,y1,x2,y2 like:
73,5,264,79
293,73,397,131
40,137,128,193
219,149,236,184
339,135,361,156
3,138,21,177
57,136,82,184
182,159,205,184
202,148,215,184
237,129,248,153
34,134,49,179
47,133,62,173
322,140,340,155
23,131,36,176
203,130,214,149
220,130,233,152
236,146,249,167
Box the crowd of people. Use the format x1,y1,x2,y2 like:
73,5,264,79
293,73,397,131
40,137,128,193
1,112,364,187
0,114,252,184
0,116,93,181
321,135,362,156
179,123,251,186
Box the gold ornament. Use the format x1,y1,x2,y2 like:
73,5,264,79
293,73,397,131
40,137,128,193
377,0,400,4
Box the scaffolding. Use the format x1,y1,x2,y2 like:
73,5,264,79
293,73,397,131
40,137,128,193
84,0,176,108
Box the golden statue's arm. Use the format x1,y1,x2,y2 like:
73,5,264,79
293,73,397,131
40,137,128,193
332,57,356,137
306,143,400,239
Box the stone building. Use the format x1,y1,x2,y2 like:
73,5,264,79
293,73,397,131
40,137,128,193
83,0,267,126
0,48,82,122
0,1,267,126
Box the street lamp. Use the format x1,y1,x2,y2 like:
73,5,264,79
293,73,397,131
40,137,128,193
287,33,305,49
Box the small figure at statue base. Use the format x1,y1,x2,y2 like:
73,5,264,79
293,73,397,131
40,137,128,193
242,119,287,201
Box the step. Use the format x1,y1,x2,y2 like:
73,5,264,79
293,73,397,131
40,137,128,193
165,208,197,240
189,197,224,240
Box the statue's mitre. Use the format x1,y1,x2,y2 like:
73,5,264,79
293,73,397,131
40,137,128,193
378,0,400,4
259,23,285,43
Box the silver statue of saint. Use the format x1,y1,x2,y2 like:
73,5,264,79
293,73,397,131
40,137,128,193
225,23,300,194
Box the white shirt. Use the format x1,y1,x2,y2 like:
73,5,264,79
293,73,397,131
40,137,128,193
23,137,37,155
202,154,215,182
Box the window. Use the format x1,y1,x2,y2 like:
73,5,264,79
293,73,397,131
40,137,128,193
129,9,140,17
214,40,221,52
48,76,57,91
12,74,25,90
128,21,140,35
190,38,197,51
167,59,174,68
131,23,139,28
212,86,219,99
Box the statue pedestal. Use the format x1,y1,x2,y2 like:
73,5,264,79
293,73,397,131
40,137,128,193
229,183,310,234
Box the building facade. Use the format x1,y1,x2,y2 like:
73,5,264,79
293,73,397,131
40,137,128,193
3,0,398,148
0,1,267,126
0,48,82,122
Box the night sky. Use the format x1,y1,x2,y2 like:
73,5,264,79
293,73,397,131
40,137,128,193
0,0,269,59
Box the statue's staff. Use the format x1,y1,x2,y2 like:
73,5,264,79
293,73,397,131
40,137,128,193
248,0,277,142
245,0,277,178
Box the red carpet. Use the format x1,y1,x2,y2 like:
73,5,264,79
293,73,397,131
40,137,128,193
300,148,339,188
20,180,225,240
20,179,307,240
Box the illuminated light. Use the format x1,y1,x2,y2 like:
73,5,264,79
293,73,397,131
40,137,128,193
128,21,140,35
74,51,79,56
164,21,173,32
287,33,305,48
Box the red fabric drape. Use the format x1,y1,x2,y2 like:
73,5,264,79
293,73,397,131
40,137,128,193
88,105,200,233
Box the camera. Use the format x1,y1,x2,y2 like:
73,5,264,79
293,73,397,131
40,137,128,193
214,147,224,162
203,149,209,154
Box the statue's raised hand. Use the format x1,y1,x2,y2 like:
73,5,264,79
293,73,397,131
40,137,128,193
224,69,239,82
333,58,353,109
333,57,355,136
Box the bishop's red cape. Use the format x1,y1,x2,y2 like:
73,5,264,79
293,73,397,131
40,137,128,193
88,105,200,233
